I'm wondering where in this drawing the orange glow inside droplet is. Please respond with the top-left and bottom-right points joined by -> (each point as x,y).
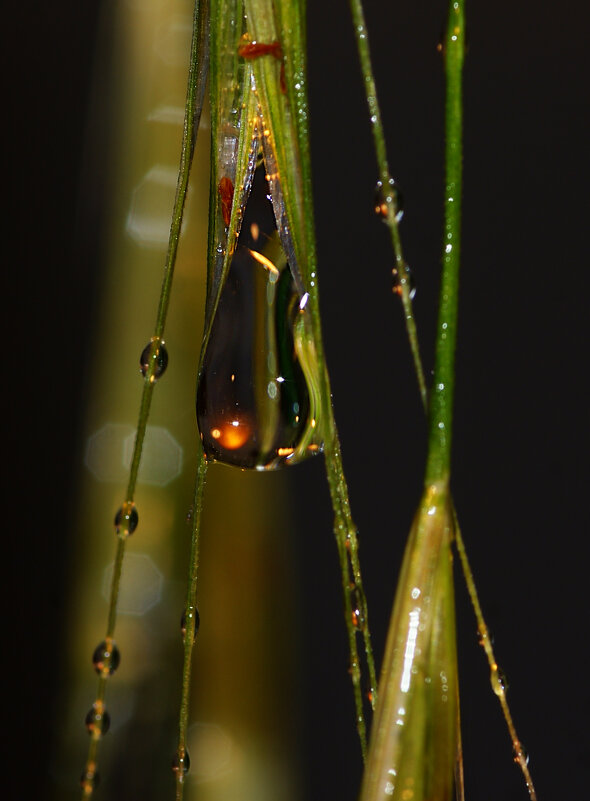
210,419 -> 251,450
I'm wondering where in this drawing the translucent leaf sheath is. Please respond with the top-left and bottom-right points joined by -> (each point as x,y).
359,484 -> 458,801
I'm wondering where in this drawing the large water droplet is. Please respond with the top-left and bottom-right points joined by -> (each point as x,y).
197,166 -> 322,470
92,640 -> 121,677
350,583 -> 366,631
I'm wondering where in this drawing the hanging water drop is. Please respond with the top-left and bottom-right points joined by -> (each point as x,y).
85,702 -> 111,737
114,502 -> 138,536
92,640 -> 121,677
80,766 -> 100,794
140,336 -> 168,381
374,178 -> 404,223
197,165 -> 322,469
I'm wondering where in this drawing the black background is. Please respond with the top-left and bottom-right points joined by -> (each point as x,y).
5,1 -> 589,799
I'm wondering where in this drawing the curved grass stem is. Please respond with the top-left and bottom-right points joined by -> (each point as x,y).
174,451 -> 208,801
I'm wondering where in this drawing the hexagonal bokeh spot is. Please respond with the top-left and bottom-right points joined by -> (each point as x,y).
102,553 -> 163,616
153,14 -> 192,67
85,423 -> 136,483
123,425 -> 183,487
126,164 -> 178,248
186,722 -> 235,783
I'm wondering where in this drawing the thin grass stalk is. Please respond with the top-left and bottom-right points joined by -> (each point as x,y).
79,3 -> 209,797
174,450 -> 208,799
347,0 -> 427,408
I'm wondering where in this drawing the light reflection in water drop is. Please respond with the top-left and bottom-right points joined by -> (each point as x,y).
197,165 -> 322,469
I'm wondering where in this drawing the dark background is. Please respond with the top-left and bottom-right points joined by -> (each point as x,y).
5,1 -> 589,799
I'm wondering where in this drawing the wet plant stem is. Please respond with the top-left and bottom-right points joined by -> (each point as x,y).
425,0 -> 464,487
352,2 -> 537,797
348,0 -> 427,408
79,4 -> 209,798
175,450 -> 208,801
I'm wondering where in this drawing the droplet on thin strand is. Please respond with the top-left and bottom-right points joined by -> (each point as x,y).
374,178 -> 404,223
92,640 -> 121,677
140,337 -> 169,382
85,703 -> 111,738
114,502 -> 138,536
392,265 -> 416,300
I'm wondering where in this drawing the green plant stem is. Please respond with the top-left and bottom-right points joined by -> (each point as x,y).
175,450 -> 208,801
453,516 -> 538,801
425,0 -> 465,486
348,0 -> 427,408
154,0 -> 209,340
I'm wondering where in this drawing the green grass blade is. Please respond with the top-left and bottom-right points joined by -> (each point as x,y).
359,484 -> 458,801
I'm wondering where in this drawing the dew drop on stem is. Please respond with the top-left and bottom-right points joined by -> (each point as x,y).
92,640 -> 121,677
114,502 -> 138,536
85,703 -> 111,738
139,337 -> 169,382
172,748 -> 191,776
374,178 -> 404,223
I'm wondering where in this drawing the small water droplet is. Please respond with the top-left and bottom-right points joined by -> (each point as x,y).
350,583 -> 366,631
374,179 -> 404,222
80,766 -> 100,793
114,502 -> 138,536
140,337 -> 169,382
85,703 -> 111,737
180,607 -> 200,642
92,640 -> 121,677
513,742 -> 530,766
490,663 -> 508,696
392,265 -> 416,300
197,165 -> 322,469
172,748 -> 191,776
